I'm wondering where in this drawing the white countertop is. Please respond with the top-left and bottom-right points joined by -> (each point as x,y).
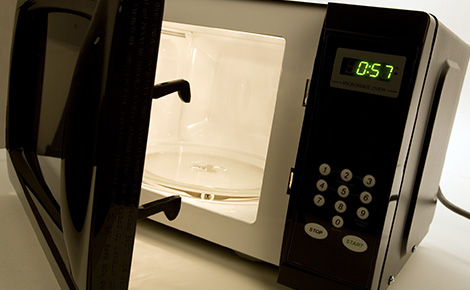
1,148 -> 469,290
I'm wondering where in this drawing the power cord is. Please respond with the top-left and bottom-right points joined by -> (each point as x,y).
437,186 -> 470,220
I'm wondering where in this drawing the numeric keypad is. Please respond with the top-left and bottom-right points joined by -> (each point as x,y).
313,163 -> 376,229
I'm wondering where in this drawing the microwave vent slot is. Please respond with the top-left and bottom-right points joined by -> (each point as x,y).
162,29 -> 187,39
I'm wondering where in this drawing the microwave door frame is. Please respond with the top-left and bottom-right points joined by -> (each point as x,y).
6,0 -> 168,289
7,2 -> 94,288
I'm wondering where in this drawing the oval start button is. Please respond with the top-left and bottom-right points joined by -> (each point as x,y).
304,223 -> 328,240
342,235 -> 368,253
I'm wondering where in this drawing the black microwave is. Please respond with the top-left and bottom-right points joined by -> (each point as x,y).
4,0 -> 469,289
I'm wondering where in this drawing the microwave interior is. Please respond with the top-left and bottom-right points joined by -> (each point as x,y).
143,21 -> 285,223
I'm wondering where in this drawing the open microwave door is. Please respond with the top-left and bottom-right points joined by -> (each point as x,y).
5,0 -> 182,289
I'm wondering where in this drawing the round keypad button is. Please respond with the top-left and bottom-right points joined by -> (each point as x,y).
319,163 -> 331,176
363,175 -> 376,188
335,200 -> 347,213
357,207 -> 369,220
337,185 -> 350,198
313,194 -> 325,207
316,179 -> 328,192
341,169 -> 353,182
332,216 -> 344,228
360,191 -> 372,204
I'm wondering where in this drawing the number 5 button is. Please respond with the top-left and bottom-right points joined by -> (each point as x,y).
337,185 -> 350,198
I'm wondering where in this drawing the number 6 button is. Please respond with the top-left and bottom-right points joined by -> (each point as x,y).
360,191 -> 372,204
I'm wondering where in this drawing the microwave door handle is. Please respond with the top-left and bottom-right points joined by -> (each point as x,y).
137,79 -> 190,221
137,79 -> 191,221
138,195 -> 182,221
404,59 -> 465,252
153,79 -> 191,103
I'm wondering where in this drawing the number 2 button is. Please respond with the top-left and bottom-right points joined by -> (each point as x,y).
341,169 -> 353,182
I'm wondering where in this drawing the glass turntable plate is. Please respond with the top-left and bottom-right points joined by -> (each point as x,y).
143,143 -> 265,199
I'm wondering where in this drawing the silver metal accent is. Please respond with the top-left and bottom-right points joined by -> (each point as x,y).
162,29 -> 187,38
288,169 -> 294,192
388,276 -> 395,285
303,79 -> 311,107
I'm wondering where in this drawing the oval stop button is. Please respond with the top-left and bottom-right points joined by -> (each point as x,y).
342,235 -> 368,253
304,223 -> 328,240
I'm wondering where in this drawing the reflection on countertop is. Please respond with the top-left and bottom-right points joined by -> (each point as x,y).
1,148 -> 469,289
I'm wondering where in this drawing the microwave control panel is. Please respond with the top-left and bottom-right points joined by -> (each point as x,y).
278,9 -> 427,288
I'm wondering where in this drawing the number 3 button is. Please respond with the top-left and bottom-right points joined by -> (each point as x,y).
363,175 -> 376,187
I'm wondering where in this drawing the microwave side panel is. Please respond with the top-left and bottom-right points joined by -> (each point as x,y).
140,0 -> 327,265
378,20 -> 470,290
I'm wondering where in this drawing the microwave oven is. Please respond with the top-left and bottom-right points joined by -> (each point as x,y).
3,0 -> 469,289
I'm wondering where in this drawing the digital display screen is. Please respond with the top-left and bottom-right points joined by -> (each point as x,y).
340,58 -> 396,82
330,48 -> 407,98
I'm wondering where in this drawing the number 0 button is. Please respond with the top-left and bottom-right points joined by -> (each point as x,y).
332,216 -> 344,228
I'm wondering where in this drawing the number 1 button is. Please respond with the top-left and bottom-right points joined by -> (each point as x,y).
319,163 -> 331,176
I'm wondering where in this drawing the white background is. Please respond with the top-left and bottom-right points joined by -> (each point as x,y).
0,1 -> 469,289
